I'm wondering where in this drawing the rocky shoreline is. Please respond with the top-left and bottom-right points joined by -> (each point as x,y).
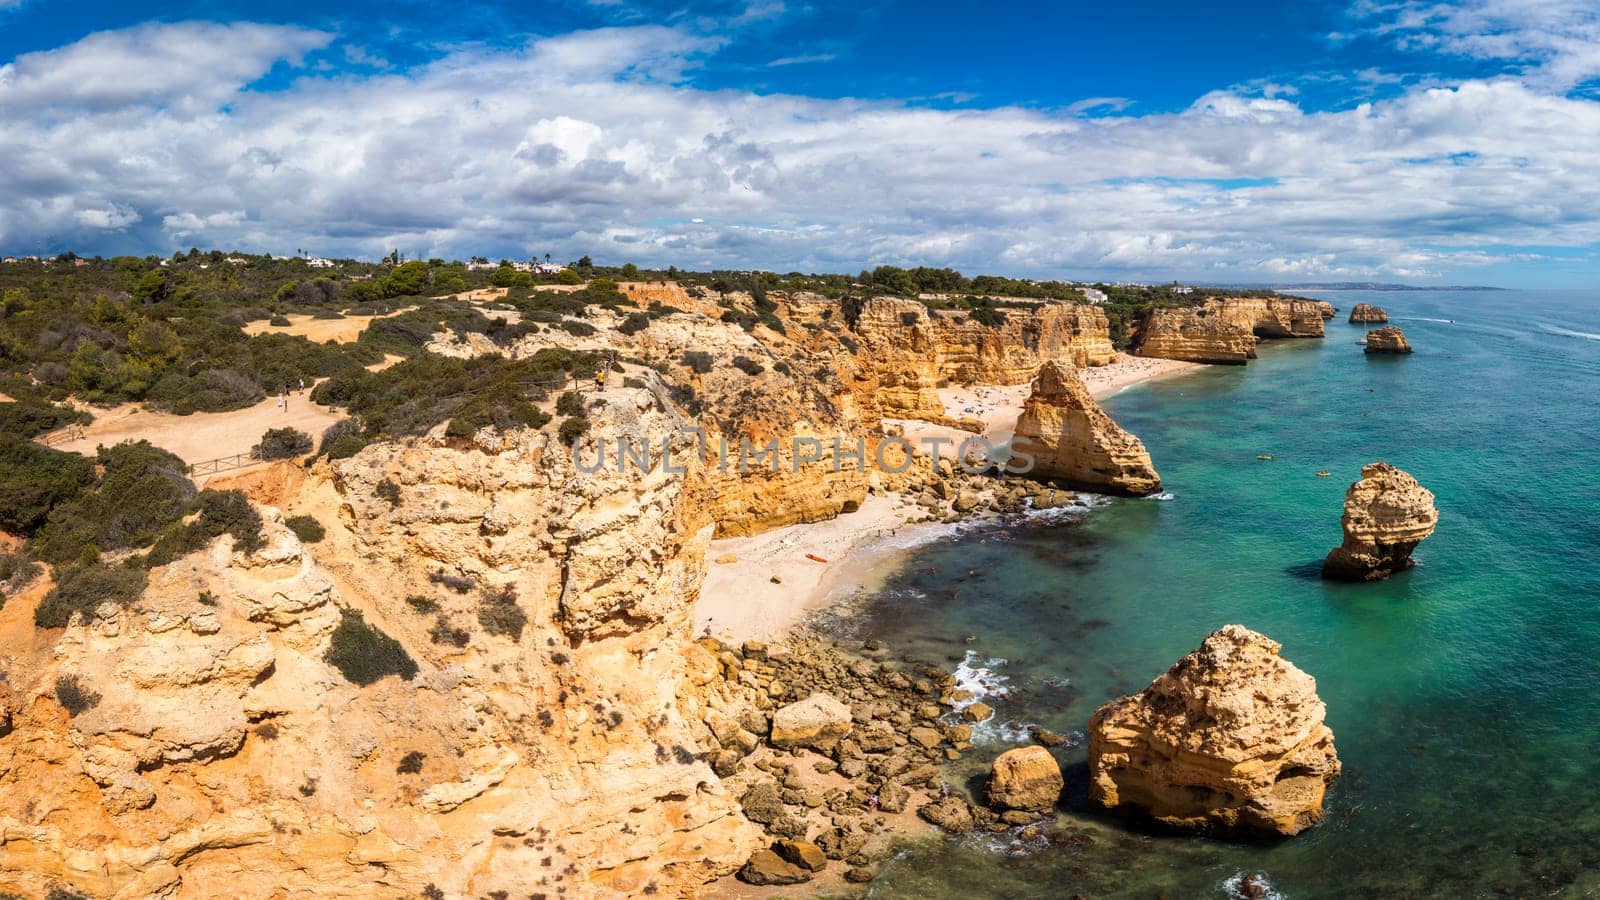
698,631 -> 1082,891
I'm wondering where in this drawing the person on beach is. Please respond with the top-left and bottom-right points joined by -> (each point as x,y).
594,369 -> 605,391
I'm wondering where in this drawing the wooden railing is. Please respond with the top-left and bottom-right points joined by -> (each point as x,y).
189,453 -> 255,477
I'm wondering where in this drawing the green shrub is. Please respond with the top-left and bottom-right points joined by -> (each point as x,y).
268,315 -> 291,327
375,478 -> 401,506
429,615 -> 470,647
555,391 -> 585,416
53,675 -> 101,716
681,351 -> 713,374
285,514 -> 326,543
428,570 -> 474,593
253,427 -> 312,461
477,584 -> 527,640
0,400 -> 89,439
558,416 -> 589,445
324,607 -> 418,685
0,437 -> 94,534
35,563 -> 149,628
559,320 -> 596,337
397,750 -> 427,774
617,312 -> 650,335
404,594 -> 439,614
732,356 -> 764,376
556,269 -> 583,285
35,441 -> 194,565
144,490 -> 265,567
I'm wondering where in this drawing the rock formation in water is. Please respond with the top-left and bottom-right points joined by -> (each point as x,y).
1315,301 -> 1337,320
1322,462 -> 1438,580
1364,327 -> 1413,354
1087,625 -> 1341,838
986,745 -> 1063,811
1010,360 -> 1161,495
1348,303 -> 1388,323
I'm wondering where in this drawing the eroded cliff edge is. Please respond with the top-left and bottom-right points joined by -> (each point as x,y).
0,384 -> 764,899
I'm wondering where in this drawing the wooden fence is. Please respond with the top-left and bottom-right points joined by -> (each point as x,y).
189,453 -> 256,477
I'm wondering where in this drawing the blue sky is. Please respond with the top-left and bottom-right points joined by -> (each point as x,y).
5,0 -> 1600,285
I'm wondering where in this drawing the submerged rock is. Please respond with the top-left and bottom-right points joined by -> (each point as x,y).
1086,625 -> 1340,838
1364,327 -> 1413,354
1011,360 -> 1161,496
985,746 -> 1063,811
1348,303 -> 1388,323
1322,462 -> 1438,581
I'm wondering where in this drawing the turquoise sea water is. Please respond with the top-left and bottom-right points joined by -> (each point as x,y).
839,291 -> 1600,898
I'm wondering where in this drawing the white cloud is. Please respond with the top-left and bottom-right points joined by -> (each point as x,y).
5,20 -> 1600,281
1353,0 -> 1600,91
0,21 -> 330,115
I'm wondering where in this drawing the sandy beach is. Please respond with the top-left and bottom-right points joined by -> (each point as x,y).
695,354 -> 1201,644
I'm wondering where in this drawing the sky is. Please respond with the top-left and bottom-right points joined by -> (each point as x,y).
4,1 -> 1600,286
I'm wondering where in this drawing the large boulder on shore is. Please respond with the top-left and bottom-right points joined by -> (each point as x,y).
1010,360 -> 1161,496
1322,462 -> 1437,581
737,849 -> 812,885
1087,625 -> 1340,838
769,693 -> 853,751
986,746 -> 1064,811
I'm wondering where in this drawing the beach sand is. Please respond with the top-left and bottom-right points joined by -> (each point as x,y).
695,354 -> 1201,643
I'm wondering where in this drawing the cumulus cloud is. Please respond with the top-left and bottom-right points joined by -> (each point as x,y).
0,21 -> 331,115
1353,0 -> 1600,91
4,20 -> 1600,281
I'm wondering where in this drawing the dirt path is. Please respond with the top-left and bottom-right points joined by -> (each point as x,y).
243,308 -> 413,344
48,393 -> 344,480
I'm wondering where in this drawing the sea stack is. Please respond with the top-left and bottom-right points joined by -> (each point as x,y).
1010,360 -> 1161,495
1322,462 -> 1437,580
1364,327 -> 1412,354
1348,303 -> 1388,324
1087,625 -> 1341,838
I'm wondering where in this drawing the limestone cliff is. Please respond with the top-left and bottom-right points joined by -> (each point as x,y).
1210,297 -> 1326,338
1087,625 -> 1340,838
1348,303 -> 1388,324
1364,327 -> 1413,354
0,383 -> 762,898
1134,306 -> 1257,365
1134,297 -> 1324,364
852,296 -> 1115,420
1322,461 -> 1437,581
1010,360 -> 1160,495
1315,301 -> 1337,320
929,302 -> 1116,383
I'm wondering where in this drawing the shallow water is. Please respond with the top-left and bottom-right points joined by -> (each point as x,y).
839,290 -> 1600,898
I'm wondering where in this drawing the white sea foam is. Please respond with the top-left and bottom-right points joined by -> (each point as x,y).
1141,491 -> 1176,501
1397,316 -> 1455,324
1221,872 -> 1286,900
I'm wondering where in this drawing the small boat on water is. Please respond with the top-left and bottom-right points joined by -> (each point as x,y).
1316,471 -> 1331,477
1257,454 -> 1274,460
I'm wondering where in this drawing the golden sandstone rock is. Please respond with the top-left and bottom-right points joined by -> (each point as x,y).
1134,297 -> 1325,364
1364,326 -> 1413,354
853,296 -> 1116,420
1087,625 -> 1341,838
1011,360 -> 1161,495
0,384 -> 762,899
1348,303 -> 1389,323
986,745 -> 1063,811
1322,462 -> 1438,580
